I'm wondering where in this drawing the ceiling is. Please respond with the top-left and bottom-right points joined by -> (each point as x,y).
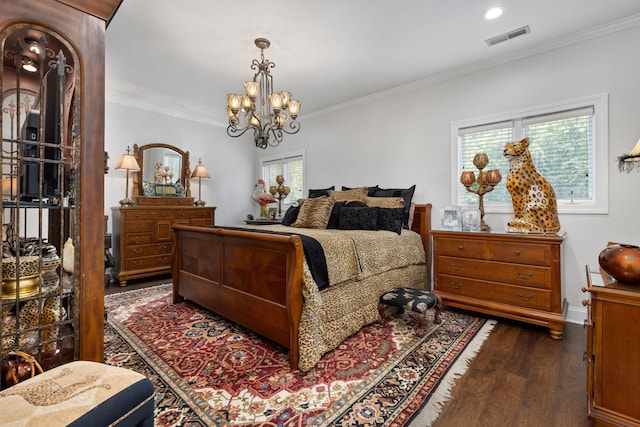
105,0 -> 640,126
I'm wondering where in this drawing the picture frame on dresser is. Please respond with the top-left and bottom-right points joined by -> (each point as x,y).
440,205 -> 462,231
461,209 -> 480,232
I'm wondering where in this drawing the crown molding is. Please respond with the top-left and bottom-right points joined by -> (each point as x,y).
304,13 -> 640,120
107,13 -> 640,124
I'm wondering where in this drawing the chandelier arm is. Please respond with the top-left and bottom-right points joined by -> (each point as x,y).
280,120 -> 301,135
226,123 -> 252,138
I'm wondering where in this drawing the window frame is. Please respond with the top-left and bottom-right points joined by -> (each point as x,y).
450,93 -> 608,214
258,149 -> 306,208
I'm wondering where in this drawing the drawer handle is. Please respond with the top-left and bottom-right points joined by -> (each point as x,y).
457,245 -> 464,250
450,282 -> 463,289
517,271 -> 533,279
582,299 -> 591,307
450,263 -> 463,270
514,250 -> 521,256
517,293 -> 533,301
132,248 -> 143,254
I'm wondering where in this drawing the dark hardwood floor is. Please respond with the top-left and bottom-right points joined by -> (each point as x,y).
105,281 -> 591,426
433,313 -> 592,427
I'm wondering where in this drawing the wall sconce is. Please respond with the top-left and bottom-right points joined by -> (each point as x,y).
618,138 -> 640,172
460,153 -> 502,231
115,146 -> 141,207
190,159 -> 210,207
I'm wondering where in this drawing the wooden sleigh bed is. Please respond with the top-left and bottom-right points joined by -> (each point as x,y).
172,203 -> 432,371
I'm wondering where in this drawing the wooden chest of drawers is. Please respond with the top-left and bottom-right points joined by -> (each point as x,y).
432,230 -> 566,339
112,205 -> 215,286
583,268 -> 640,426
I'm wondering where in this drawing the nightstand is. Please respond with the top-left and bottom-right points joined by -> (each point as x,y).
431,229 -> 566,339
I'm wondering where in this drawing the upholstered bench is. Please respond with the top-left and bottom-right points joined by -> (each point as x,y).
379,287 -> 442,336
0,360 -> 154,426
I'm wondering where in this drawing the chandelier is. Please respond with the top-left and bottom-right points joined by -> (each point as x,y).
226,38 -> 301,149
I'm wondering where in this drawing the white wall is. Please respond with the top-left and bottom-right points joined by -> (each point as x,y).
105,24 -> 640,325
267,24 -> 640,324
104,103 -> 255,227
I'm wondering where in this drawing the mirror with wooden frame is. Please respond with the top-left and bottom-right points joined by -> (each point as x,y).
132,143 -> 191,198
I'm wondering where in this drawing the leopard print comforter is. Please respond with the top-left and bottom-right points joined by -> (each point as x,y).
242,225 -> 428,371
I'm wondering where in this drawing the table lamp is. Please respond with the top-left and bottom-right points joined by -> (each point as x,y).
191,159 -> 210,207
115,146 -> 140,207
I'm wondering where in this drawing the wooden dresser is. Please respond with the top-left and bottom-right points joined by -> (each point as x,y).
583,267 -> 640,426
112,199 -> 215,286
432,230 -> 566,338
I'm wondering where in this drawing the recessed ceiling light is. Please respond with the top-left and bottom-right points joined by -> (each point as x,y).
484,7 -> 504,20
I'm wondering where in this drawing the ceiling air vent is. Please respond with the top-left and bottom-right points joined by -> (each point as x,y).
485,25 -> 531,47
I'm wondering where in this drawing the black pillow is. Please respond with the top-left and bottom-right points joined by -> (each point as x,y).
377,208 -> 405,234
338,207 -> 379,231
342,185 -> 379,197
327,201 -> 346,229
373,185 -> 416,228
281,205 -> 300,226
308,186 -> 335,198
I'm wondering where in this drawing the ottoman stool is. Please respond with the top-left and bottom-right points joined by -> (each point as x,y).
0,360 -> 154,426
379,287 -> 442,336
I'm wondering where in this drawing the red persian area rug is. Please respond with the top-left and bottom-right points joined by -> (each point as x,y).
104,285 -> 495,427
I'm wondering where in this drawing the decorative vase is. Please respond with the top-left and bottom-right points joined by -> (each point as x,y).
598,244 -> 640,284
260,204 -> 269,219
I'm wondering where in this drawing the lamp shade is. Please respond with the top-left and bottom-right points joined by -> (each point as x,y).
115,154 -> 140,171
191,160 -> 210,179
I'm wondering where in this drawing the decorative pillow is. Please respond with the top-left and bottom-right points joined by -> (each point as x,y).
365,196 -> 404,209
328,187 -> 368,203
281,205 -> 300,226
338,207 -> 379,231
377,207 -> 405,234
372,185 -> 416,228
308,186 -> 334,198
342,185 -> 380,197
326,201 -> 346,229
291,197 -> 335,229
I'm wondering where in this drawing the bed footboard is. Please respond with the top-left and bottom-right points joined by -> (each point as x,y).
171,225 -> 304,369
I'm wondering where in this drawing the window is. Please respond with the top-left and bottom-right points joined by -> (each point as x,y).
451,94 -> 608,214
260,150 -> 305,205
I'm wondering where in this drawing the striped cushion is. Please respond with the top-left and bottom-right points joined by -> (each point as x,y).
291,196 -> 335,229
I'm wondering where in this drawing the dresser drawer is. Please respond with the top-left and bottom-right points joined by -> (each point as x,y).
125,233 -> 153,245
438,255 -> 551,289
123,210 -> 172,221
125,221 -> 154,234
126,254 -> 172,270
436,237 -> 552,266
173,210 -> 213,220
439,274 -> 551,311
126,243 -> 172,258
190,218 -> 213,227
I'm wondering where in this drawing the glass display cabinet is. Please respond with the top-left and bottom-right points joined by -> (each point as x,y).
1,1 -> 121,368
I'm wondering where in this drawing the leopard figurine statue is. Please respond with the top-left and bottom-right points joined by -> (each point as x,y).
503,137 -> 560,233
